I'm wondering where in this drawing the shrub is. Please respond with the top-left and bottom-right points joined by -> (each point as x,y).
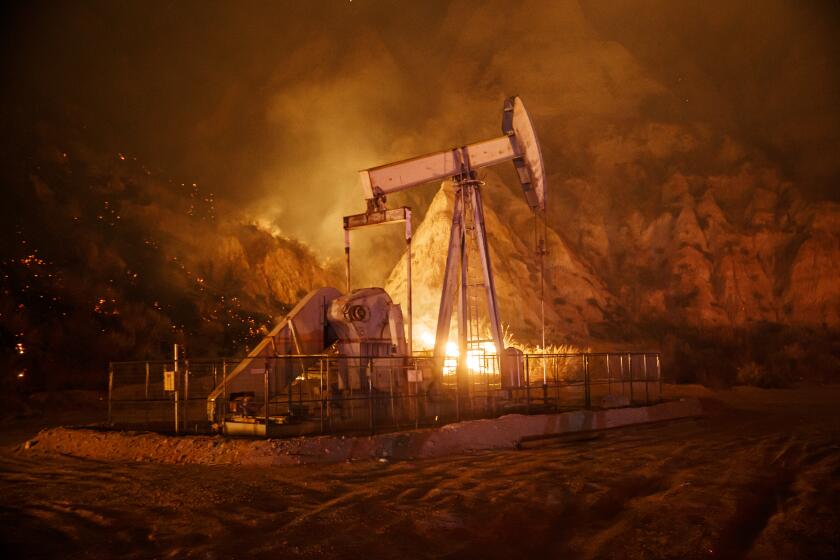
736,361 -> 791,388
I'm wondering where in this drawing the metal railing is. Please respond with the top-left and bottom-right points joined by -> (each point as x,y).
107,351 -> 662,437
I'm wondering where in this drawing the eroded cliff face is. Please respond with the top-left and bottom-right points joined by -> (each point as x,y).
384,180 -> 614,344
609,168 -> 839,332
384,167 -> 839,347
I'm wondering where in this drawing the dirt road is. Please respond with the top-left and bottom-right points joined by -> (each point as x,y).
1,386 -> 838,559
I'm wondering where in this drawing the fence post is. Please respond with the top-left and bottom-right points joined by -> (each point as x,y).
299,359 -> 304,407
656,354 -> 662,402
486,354 -> 492,415
107,363 -> 113,426
454,359 -> 461,422
144,361 -> 150,400
525,354 -> 531,414
264,362 -> 270,432
643,354 -> 649,405
619,354 -> 625,395
606,354 -> 611,394
173,344 -> 179,435
628,353 -> 634,404
326,359 -> 333,431
584,354 -> 591,409
414,362 -> 420,429
368,362 -> 375,436
183,360 -> 190,432
287,357 -> 292,414
173,391 -> 179,435
389,367 -> 397,430
319,358 -> 325,434
541,357 -> 548,406
221,359 -> 227,427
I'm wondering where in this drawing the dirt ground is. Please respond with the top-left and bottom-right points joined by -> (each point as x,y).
0,385 -> 838,559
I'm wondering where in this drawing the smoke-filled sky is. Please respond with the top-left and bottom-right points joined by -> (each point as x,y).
2,0 -> 839,274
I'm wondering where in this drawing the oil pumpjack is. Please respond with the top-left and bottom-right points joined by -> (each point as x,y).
206,96 -> 547,430
350,95 -> 547,381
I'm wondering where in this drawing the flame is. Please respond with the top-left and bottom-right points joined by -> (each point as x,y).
416,327 -> 499,375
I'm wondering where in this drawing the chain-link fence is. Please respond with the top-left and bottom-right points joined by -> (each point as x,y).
107,352 -> 661,437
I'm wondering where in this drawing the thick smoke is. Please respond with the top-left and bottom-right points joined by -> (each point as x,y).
3,1 -> 837,272
0,133 -> 338,389
1,1 -> 838,386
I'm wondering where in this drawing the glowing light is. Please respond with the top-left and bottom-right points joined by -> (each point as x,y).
467,349 -> 481,372
20,254 -> 46,266
467,344 -> 497,374
17,372 -> 25,379
442,341 -> 458,375
419,329 -> 435,350
416,328 -> 501,376
15,343 -> 25,355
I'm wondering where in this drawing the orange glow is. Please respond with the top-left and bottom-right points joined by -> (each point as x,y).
416,327 -> 498,375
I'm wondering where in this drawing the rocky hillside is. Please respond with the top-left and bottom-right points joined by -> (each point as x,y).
0,142 -> 338,388
385,178 -> 615,345
560,166 -> 840,333
385,167 -> 839,381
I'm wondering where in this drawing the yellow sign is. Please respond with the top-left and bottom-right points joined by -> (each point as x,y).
163,370 -> 175,392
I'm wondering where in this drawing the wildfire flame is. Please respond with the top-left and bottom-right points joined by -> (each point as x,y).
415,327 -> 497,375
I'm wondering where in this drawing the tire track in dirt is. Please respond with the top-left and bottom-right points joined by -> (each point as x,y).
1,386 -> 839,559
